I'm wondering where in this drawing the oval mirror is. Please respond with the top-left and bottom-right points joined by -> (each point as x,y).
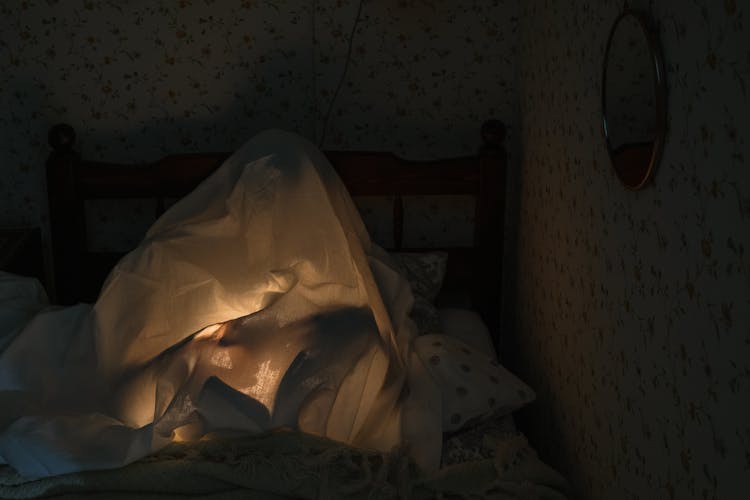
602,10 -> 666,190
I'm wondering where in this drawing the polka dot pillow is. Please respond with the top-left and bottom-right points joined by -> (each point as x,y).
390,251 -> 448,302
413,334 -> 535,432
390,252 -> 448,335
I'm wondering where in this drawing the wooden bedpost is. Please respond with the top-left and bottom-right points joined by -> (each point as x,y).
476,119 -> 507,355
47,123 -> 85,305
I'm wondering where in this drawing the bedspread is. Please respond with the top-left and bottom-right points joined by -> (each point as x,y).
0,428 -> 568,499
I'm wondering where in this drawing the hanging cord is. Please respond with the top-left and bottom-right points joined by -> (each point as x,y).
312,0 -> 318,142
317,0 -> 365,148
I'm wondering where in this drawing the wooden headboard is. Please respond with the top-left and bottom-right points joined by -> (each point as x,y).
46,120 -> 507,348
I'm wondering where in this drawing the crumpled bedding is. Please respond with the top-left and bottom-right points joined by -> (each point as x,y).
0,427 -> 569,499
0,130 -> 441,479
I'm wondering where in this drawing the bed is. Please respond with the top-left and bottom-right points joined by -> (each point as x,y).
0,121 -> 568,499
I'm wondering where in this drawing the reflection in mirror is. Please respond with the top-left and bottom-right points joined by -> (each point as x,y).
602,11 -> 666,190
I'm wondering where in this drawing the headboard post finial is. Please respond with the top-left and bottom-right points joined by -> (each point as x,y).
480,119 -> 506,153
48,123 -> 76,152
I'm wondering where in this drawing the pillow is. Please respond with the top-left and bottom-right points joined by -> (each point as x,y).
390,252 -> 448,335
390,251 -> 448,302
410,296 -> 443,335
413,334 -> 535,433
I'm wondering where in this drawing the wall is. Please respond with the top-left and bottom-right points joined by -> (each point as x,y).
1,0 -> 313,250
313,0 -> 519,158
514,0 -> 749,499
0,0 -> 520,253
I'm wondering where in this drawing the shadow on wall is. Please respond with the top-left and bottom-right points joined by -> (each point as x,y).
26,42 -> 313,287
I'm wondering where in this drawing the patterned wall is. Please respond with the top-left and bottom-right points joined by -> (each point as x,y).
1,0 -> 313,249
313,0 -> 519,158
513,1 -> 750,499
0,0 -> 519,252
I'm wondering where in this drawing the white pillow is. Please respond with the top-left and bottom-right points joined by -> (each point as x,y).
413,334 -> 535,432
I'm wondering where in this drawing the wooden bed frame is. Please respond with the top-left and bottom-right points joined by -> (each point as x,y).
46,120 -> 507,350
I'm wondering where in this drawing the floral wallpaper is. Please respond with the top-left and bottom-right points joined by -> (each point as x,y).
315,0 -> 520,249
0,0 -> 314,251
512,1 -> 750,499
312,0 -> 519,158
0,0 -> 519,252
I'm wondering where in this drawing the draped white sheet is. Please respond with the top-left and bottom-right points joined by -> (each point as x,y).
0,131 -> 442,479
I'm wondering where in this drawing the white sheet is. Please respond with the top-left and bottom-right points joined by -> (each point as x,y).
0,131 -> 520,481
0,131 -> 445,478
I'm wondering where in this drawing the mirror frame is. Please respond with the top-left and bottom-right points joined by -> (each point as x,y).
602,9 -> 667,190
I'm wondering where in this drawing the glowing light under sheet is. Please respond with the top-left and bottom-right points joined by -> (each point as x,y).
210,350 -> 233,370
241,359 -> 281,411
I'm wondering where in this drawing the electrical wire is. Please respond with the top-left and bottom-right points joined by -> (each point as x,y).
317,0 -> 365,148
312,0 -> 318,142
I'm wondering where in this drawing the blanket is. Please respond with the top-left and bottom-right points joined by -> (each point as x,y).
0,429 -> 568,499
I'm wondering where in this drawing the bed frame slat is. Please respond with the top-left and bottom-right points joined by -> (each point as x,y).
77,154 -> 230,198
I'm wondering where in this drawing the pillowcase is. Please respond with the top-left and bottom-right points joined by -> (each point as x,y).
410,296 -> 443,335
413,334 -> 535,433
390,251 -> 448,302
390,252 -> 448,335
